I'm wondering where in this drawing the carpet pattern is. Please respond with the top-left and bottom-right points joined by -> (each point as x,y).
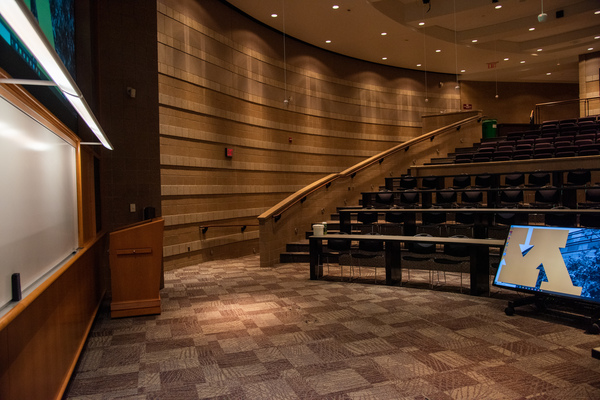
64,255 -> 600,399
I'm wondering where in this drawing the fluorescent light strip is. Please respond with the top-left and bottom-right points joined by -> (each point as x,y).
0,0 -> 113,150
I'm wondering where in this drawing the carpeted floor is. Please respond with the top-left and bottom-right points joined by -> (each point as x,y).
64,255 -> 600,399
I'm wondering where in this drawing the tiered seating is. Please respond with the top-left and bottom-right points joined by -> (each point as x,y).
451,116 -> 600,163
305,168 -> 600,289
362,170 -> 600,235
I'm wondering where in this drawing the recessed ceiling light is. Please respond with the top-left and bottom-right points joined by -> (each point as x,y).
595,10 -> 600,14
595,36 -> 600,40
531,53 -> 538,56
325,40 -> 332,44
472,39 -> 478,43
435,49 -> 441,52
546,72 -> 552,75
271,13 -> 278,18
529,27 -> 535,31
332,5 -> 340,9
418,22 -> 425,26
504,57 -> 509,61
382,57 -> 388,60
520,60 -> 526,64
537,48 -> 543,52
381,32 -> 387,36
589,47 -> 595,51
417,63 -> 422,67
461,69 -> 466,73
495,5 -> 502,9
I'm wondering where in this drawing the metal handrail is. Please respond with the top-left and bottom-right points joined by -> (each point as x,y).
534,97 -> 600,125
258,115 -> 482,222
200,224 -> 258,234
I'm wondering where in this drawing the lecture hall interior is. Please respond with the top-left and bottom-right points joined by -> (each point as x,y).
1,0 -> 600,399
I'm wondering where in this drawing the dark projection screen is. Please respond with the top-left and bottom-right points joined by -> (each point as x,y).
0,95 -> 78,311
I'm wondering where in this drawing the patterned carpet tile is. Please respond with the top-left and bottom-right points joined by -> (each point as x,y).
65,255 -> 600,399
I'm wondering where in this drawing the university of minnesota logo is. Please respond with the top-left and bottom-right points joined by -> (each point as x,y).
497,226 -> 583,296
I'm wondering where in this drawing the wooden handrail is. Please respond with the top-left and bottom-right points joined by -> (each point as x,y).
258,115 -> 482,222
258,174 -> 340,222
339,115 -> 481,178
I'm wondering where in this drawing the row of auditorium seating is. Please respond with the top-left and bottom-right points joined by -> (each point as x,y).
349,208 -> 600,238
371,185 -> 600,210
506,128 -> 599,141
457,143 -> 600,162
451,116 -> 600,163
385,169 -> 596,191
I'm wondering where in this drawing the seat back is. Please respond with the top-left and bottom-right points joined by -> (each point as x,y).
385,211 -> 404,224
461,190 -> 483,205
452,175 -> 471,189
504,173 -> 524,187
535,187 -> 560,206
444,235 -> 469,257
408,233 -> 435,254
375,192 -> 394,208
528,172 -> 551,187
358,212 -> 378,225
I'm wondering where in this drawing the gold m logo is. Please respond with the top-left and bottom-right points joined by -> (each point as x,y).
498,227 -> 582,296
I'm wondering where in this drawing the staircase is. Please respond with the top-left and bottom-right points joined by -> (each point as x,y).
279,212 -> 346,263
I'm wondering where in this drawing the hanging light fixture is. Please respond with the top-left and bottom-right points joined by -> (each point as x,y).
494,38 -> 499,99
0,0 -> 113,149
538,0 -> 548,22
453,0 -> 460,93
421,4 -> 428,103
281,0 -> 291,106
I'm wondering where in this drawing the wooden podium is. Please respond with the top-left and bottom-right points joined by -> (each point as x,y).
109,217 -> 164,318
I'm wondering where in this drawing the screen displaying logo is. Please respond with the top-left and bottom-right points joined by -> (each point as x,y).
494,225 -> 600,303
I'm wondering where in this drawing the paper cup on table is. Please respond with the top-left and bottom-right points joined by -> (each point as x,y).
312,224 -> 324,236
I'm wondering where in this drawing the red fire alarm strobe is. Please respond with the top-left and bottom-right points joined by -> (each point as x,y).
225,148 -> 233,158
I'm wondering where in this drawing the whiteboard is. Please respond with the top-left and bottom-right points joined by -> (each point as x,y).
0,95 -> 78,310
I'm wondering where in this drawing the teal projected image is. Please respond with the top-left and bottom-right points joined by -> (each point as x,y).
0,0 -> 75,78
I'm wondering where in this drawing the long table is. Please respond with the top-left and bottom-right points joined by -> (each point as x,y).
309,234 -> 505,296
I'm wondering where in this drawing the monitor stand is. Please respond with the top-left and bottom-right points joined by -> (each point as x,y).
504,294 -> 600,335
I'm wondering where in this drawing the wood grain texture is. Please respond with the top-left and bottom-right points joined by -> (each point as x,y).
0,234 -> 107,400
109,218 -> 165,318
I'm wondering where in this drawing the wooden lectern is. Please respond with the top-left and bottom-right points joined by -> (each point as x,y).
109,217 -> 164,318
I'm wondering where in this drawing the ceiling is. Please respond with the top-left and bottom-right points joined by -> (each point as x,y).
224,0 -> 600,84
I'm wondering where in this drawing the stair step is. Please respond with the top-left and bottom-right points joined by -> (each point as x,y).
279,252 -> 311,263
286,241 -> 309,252
428,157 -> 454,164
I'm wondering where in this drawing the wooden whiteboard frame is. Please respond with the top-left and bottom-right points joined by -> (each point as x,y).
0,67 -> 82,315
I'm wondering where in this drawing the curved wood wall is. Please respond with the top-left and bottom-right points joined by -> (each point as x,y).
157,0 -> 460,270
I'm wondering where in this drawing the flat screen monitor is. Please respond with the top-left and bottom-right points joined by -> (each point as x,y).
493,225 -> 600,304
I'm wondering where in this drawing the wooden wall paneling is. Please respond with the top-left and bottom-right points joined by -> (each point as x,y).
0,327 -> 8,400
109,218 -> 164,318
0,235 -> 107,400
